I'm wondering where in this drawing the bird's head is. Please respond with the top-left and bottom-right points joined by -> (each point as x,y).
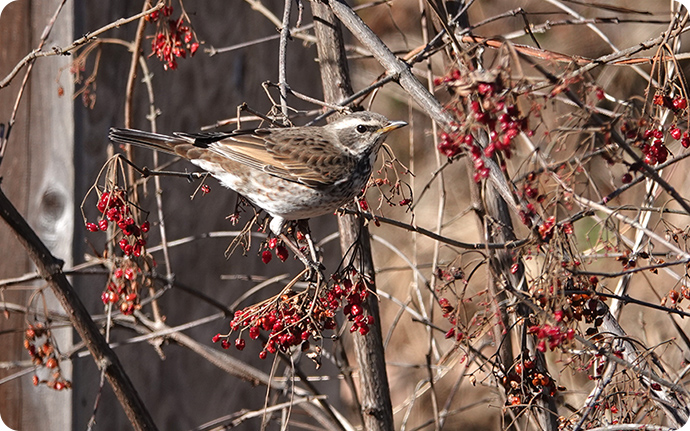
327,111 -> 407,157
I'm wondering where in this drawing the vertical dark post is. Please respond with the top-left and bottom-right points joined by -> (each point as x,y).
311,1 -> 395,430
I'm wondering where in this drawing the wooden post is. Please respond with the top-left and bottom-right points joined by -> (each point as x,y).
0,0 -> 74,429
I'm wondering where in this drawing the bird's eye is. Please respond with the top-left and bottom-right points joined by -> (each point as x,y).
356,125 -> 367,133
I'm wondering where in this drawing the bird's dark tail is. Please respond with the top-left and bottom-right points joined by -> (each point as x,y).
108,128 -> 186,155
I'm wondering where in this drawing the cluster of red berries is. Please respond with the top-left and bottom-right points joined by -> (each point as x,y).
101,261 -> 143,315
86,189 -> 150,258
639,127 -> 670,165
618,107 -> 690,182
652,93 -> 688,113
339,277 -> 374,335
527,323 -> 575,352
214,273 -> 374,358
24,324 -> 71,391
435,69 -> 532,182
85,188 -> 151,314
516,171 -> 544,229
216,289 -> 333,358
661,285 -> 690,307
503,354 -> 559,406
563,291 -> 605,336
260,237 -> 289,264
439,297 -> 465,342
537,216 -> 556,242
147,5 -> 199,70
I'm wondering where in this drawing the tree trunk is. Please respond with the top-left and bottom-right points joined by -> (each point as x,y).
311,1 -> 395,430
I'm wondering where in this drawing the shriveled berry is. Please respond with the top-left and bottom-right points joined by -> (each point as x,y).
276,245 -> 289,262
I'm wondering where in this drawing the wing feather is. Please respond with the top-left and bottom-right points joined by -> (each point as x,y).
197,128 -> 354,186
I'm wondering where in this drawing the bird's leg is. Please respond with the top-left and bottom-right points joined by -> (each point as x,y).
270,217 -> 323,280
296,220 -> 319,264
277,232 -> 324,280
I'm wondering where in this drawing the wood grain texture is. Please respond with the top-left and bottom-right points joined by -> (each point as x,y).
0,3 -> 32,430
0,0 -> 74,429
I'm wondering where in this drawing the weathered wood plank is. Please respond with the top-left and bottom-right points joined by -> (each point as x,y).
0,0 -> 74,430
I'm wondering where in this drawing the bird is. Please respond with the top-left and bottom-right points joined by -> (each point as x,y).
109,111 -> 406,267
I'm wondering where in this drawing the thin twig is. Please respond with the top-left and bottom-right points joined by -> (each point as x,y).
278,0 -> 292,118
0,1 -> 165,89
0,0 -> 68,165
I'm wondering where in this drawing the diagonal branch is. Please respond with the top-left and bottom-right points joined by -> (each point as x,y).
0,187 -> 158,431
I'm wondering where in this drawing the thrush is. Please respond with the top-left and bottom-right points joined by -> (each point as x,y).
109,111 -> 406,265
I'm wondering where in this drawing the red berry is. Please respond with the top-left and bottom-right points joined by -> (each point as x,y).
141,221 -> 150,233
98,219 -> 108,231
86,222 -> 99,232
621,173 -> 632,184
276,245 -> 289,262
268,238 -> 278,249
261,250 -> 272,264
259,350 -> 267,359
235,338 -> 246,350
673,97 -> 687,110
671,127 -> 682,140
211,334 -> 221,343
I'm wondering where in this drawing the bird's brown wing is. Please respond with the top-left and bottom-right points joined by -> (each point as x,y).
206,129 -> 355,187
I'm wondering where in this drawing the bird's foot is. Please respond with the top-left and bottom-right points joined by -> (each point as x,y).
278,232 -> 324,282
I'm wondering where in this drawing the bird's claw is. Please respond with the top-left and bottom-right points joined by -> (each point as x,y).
299,258 -> 324,282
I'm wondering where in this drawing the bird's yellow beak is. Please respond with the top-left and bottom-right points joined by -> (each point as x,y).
378,120 -> 407,134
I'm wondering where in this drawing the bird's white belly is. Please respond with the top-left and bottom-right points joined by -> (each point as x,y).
192,160 -> 364,221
